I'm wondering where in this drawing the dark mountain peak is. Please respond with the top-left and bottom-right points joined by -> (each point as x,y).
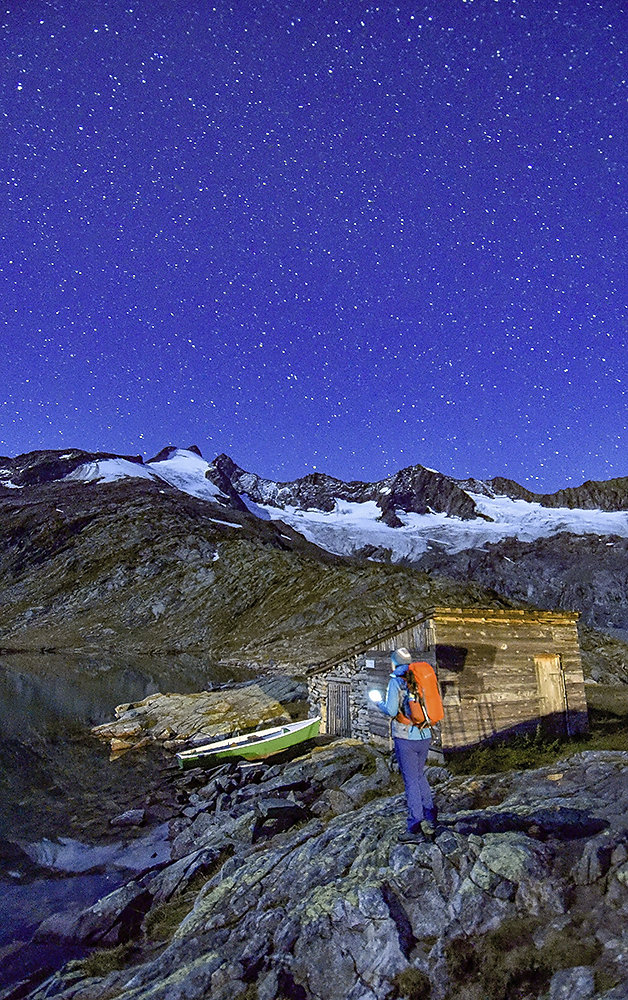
204,455 -> 250,513
210,453 -> 245,479
536,477 -> 628,512
147,446 -> 178,463
0,449 -> 143,488
148,445 -> 203,464
382,462 -> 481,521
484,474 -> 628,512
487,477 -> 536,501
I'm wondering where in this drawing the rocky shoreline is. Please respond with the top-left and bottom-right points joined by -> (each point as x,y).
90,676 -> 308,759
5,725 -> 628,1000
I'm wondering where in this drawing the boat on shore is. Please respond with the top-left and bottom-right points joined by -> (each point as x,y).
175,716 -> 321,769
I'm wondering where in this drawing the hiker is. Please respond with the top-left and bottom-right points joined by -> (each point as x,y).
371,647 -> 439,843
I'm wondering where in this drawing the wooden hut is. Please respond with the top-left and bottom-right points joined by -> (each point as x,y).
307,607 -> 588,753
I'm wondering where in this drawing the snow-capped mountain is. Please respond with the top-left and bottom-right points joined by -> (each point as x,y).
0,445 -> 233,505
1,444 -> 628,661
204,453 -> 628,561
2,446 -> 627,562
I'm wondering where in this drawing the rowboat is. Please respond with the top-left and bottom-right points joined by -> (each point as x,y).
175,716 -> 321,769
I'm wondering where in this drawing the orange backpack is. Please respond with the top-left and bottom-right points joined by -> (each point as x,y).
396,661 -> 444,728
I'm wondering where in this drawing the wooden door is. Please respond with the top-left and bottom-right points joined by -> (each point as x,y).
327,681 -> 351,737
534,655 -> 567,733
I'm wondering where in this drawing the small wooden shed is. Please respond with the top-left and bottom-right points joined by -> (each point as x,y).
307,607 -> 588,752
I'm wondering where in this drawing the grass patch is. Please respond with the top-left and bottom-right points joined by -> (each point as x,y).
71,943 -> 133,978
585,682 -> 628,715
144,849 -> 233,942
444,917 -> 602,999
585,683 -> 628,751
446,728 -> 566,775
233,986 -> 259,1000
388,967 -> 431,999
360,753 -> 378,776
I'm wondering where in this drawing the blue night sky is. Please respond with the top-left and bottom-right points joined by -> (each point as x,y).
2,1 -> 626,490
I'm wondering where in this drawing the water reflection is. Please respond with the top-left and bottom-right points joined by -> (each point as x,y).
0,652 -> 250,842
0,651 -> 247,736
0,653 -> 250,989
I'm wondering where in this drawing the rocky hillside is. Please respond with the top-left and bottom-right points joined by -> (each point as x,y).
415,533 -> 628,635
0,473 -> 506,664
13,740 -> 628,1000
1,446 -> 627,669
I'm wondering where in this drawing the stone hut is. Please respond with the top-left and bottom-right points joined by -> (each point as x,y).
307,607 -> 588,753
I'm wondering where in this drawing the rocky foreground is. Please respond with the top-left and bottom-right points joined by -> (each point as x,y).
11,739 -> 628,1000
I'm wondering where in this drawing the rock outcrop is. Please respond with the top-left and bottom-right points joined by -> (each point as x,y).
16,745 -> 628,1000
207,454 -> 482,523
92,677 -> 308,757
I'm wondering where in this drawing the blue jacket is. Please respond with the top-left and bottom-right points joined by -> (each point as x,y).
374,665 -> 432,741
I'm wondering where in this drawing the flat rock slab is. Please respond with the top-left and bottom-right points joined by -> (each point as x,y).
92,676 -> 306,755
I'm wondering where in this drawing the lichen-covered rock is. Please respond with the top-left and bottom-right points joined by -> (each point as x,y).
21,748 -> 628,1000
548,965 -> 595,1000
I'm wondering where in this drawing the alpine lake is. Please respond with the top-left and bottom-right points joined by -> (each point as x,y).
0,651 -> 251,991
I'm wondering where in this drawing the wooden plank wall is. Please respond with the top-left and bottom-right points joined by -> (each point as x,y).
366,622 -> 434,655
433,610 -> 588,749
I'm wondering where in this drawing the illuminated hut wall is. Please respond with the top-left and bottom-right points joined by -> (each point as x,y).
308,607 -> 588,751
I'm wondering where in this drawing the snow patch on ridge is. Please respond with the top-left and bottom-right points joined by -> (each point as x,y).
147,449 -> 223,501
244,492 -> 628,561
63,459 -> 155,484
65,449 -> 226,503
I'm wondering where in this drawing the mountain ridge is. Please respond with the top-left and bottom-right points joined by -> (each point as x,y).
1,445 -> 627,670
4,444 -> 627,515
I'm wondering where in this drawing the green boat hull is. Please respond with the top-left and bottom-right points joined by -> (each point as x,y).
176,717 -> 321,770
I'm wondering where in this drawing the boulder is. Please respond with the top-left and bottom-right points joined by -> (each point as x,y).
92,678 -> 307,753
33,882 -> 151,946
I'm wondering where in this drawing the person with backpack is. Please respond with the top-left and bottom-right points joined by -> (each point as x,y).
371,647 -> 443,843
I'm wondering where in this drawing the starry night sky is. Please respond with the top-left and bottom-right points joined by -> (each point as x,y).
2,1 -> 626,490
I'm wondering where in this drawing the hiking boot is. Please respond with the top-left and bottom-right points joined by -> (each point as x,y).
398,827 -> 427,844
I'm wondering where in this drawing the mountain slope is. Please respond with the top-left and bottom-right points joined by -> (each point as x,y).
0,474 -> 507,664
1,446 -> 627,663
415,532 -> 628,635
